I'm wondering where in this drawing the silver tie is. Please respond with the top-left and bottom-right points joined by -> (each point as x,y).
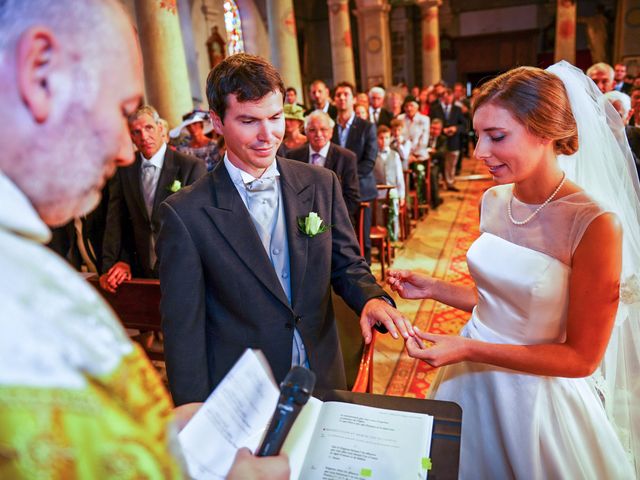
141,161 -> 156,217
246,176 -> 278,237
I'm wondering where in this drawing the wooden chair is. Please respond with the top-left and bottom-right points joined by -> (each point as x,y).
404,169 -> 419,228
358,201 -> 389,279
88,277 -> 163,361
415,159 -> 432,217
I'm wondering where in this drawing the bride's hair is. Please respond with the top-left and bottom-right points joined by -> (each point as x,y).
472,67 -> 579,156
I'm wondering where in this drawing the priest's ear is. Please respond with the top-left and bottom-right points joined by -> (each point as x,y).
16,27 -> 63,123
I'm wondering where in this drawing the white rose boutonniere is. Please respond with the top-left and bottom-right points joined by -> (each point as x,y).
297,211 -> 330,237
168,180 -> 182,193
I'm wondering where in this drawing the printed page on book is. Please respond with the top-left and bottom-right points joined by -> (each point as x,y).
294,401 -> 433,480
178,349 -> 279,479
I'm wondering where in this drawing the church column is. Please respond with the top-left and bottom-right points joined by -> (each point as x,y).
266,0 -> 303,96
613,0 -> 640,66
554,0 -> 576,63
418,0 -> 442,87
354,0 -> 393,89
327,0 -> 357,86
134,0 -> 193,126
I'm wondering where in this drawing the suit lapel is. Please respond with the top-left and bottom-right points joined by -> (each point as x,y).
278,158 -> 315,308
203,163 -> 292,309
324,144 -> 337,171
124,154 -> 149,220
346,117 -> 362,151
152,148 -> 178,218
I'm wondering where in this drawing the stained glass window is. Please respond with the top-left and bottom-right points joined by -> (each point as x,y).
223,0 -> 245,55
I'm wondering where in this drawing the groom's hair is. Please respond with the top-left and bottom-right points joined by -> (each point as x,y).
472,66 -> 579,156
206,53 -> 285,123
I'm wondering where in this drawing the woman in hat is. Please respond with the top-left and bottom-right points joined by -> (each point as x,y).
281,103 -> 307,155
170,110 -> 221,171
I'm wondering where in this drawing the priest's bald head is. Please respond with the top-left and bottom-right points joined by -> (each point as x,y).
0,0 -> 144,226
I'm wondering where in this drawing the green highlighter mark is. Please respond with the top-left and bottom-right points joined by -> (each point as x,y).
422,457 -> 432,470
360,467 -> 373,477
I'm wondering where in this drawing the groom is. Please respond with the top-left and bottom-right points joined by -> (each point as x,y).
157,54 -> 412,406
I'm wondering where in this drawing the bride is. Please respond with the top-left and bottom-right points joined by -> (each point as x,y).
388,62 -> 638,479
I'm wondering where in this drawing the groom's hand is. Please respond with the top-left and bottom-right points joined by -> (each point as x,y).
359,298 -> 414,344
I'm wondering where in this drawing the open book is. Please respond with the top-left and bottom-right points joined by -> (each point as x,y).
178,349 -> 434,479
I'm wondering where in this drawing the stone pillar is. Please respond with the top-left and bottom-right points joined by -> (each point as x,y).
354,0 -> 393,89
327,0 -> 357,86
554,0 -> 576,63
266,0 -> 303,96
613,0 -> 640,68
418,0 -> 442,87
134,0 -> 193,126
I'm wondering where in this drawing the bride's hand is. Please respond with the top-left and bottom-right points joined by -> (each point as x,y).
387,270 -> 436,299
405,327 -> 471,367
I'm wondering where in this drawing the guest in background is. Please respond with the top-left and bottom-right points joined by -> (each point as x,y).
429,88 -> 466,191
100,105 -> 206,291
285,86 -> 305,109
629,85 -> 640,127
587,62 -> 614,94
390,119 -> 413,170
426,119 -> 446,209
170,109 -> 221,172
281,103 -> 307,154
386,91 -> 404,118
374,126 -> 405,240
355,103 -> 369,121
306,79 -> 337,120
332,81 -> 379,264
288,111 -> 360,224
397,96 -> 430,163
369,86 -> 393,127
613,63 -> 632,94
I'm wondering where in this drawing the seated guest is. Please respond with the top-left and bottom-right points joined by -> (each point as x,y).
374,126 -> 405,239
100,105 -> 206,292
170,109 -> 221,172
287,111 -> 360,224
630,86 -> 640,127
281,104 -> 307,153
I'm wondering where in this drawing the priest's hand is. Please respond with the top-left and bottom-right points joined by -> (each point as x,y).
226,448 -> 290,480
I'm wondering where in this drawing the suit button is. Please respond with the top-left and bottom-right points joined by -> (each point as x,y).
295,316 -> 302,324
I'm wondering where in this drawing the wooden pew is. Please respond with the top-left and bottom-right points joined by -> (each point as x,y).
88,277 -> 375,393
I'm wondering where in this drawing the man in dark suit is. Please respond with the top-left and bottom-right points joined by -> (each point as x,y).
157,54 -> 412,406
287,111 -> 360,223
47,185 -> 110,273
305,79 -> 338,120
331,82 -> 378,264
429,88 -> 466,191
368,86 -> 393,127
100,105 -> 206,292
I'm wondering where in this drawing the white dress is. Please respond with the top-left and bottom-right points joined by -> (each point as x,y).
429,184 -> 635,479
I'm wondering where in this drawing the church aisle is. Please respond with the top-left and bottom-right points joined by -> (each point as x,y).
372,156 -> 495,396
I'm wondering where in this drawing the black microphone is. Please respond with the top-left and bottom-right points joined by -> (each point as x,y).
256,366 -> 316,456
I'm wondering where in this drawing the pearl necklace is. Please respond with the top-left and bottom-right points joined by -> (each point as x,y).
507,174 -> 567,226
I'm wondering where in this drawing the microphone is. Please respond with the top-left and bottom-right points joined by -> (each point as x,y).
256,366 -> 316,456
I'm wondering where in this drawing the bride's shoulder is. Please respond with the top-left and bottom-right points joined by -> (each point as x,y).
481,184 -> 512,206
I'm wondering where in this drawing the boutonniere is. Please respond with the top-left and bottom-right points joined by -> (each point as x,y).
168,179 -> 182,193
297,212 -> 330,237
